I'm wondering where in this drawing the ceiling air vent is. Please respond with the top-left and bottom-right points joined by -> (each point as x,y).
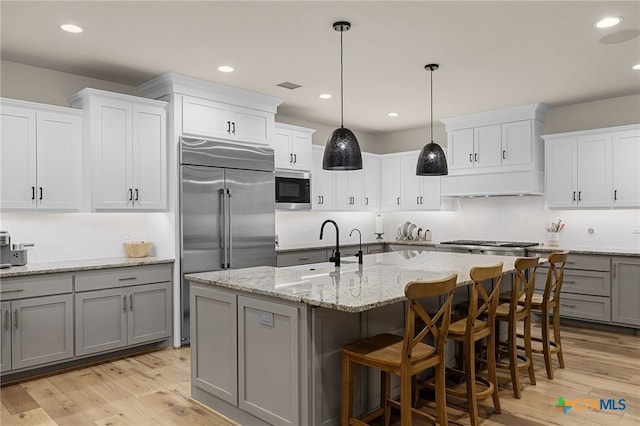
277,81 -> 302,90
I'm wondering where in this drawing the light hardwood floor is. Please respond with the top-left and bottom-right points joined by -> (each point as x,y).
1,321 -> 638,425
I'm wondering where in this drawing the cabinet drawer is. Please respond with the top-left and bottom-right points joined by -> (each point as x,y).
555,293 -> 611,322
367,245 -> 385,254
535,268 -> 611,296
564,254 -> 610,272
276,250 -> 327,267
0,273 -> 73,301
75,264 -> 172,292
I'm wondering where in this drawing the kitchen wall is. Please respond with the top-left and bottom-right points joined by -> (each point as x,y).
0,212 -> 174,263
278,197 -> 640,250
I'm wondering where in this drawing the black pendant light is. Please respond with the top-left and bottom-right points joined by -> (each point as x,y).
323,21 -> 362,171
416,64 -> 448,176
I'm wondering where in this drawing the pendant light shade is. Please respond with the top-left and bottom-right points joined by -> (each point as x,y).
323,21 -> 363,171
416,64 -> 448,176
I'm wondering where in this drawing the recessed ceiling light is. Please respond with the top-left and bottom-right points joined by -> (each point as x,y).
633,63 -> 640,70
595,16 -> 622,29
387,112 -> 399,117
217,65 -> 234,73
60,24 -> 83,33
319,94 -> 332,99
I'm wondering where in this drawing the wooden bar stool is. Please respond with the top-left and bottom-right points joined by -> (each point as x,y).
519,251 -> 568,379
494,256 -> 539,398
341,273 -> 457,426
443,263 -> 503,426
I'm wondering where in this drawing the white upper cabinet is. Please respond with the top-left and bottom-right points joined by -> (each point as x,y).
311,145 -> 335,210
441,104 -> 548,196
335,169 -> 364,210
182,96 -> 274,146
612,129 -> 640,207
400,152 -> 441,210
1,99 -> 82,211
544,124 -> 638,209
69,88 -> 167,211
138,72 -> 282,147
362,153 -> 380,210
380,155 -> 402,211
273,123 -> 313,171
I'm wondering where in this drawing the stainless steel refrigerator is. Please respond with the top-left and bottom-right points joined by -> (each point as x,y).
180,137 -> 275,344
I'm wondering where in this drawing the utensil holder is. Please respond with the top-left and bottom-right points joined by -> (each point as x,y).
547,232 -> 560,247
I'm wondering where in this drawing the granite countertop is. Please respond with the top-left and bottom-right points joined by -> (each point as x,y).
0,257 -> 175,278
186,251 -> 518,313
528,244 -> 640,257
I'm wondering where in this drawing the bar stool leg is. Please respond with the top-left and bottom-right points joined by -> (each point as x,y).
435,358 -> 448,426
553,306 -> 565,369
382,371 -> 391,426
487,332 -> 501,413
464,338 -> 480,426
524,314 -> 536,385
341,355 -> 352,426
541,308 -> 553,379
508,318 -> 521,399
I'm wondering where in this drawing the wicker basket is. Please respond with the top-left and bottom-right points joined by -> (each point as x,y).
123,241 -> 154,258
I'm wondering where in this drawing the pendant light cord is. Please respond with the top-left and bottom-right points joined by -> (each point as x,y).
340,28 -> 344,128
430,67 -> 433,143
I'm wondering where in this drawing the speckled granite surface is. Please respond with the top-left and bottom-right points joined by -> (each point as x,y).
528,244 -> 640,257
0,257 -> 174,278
186,251 -> 517,313
276,240 -> 435,253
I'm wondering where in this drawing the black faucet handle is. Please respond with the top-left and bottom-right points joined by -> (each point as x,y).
356,250 -> 363,264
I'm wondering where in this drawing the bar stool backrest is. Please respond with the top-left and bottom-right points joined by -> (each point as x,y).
512,257 -> 540,313
468,263 -> 504,330
544,252 -> 569,307
403,274 -> 457,363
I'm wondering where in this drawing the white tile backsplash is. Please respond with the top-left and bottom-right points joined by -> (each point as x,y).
0,212 -> 175,262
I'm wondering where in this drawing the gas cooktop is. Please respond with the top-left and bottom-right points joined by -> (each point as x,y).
439,240 -> 539,248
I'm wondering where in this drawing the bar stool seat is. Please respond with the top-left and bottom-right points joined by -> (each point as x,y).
341,273 -> 457,426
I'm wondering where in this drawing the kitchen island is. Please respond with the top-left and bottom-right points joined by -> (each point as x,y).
186,251 -> 522,426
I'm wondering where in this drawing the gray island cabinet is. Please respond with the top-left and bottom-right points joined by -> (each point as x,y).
187,251 -> 519,426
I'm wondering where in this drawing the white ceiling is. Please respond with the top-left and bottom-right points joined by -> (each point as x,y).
1,1 -> 639,133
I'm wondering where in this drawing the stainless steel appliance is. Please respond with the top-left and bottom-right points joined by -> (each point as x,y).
275,170 -> 311,210
436,240 -> 539,256
180,138 -> 276,344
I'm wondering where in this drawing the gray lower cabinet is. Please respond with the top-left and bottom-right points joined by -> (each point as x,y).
75,265 -> 172,357
75,281 -> 171,357
612,257 -> 640,327
0,274 -> 74,373
191,283 -> 301,426
366,244 -> 385,254
276,249 -> 327,267
535,253 -> 612,323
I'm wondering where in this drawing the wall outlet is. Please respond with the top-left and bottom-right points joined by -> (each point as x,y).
259,311 -> 274,327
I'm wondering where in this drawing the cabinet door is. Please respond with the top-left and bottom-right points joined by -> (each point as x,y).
93,98 -> 133,210
36,110 -> 82,210
501,120 -> 532,166
182,96 -> 229,140
612,130 -> 640,208
401,154 -> 422,210
12,294 -> 73,370
335,170 -> 363,210
0,105 -> 36,210
362,153 -> 380,210
238,296 -> 299,425
612,258 -> 640,327
545,137 -> 577,208
474,124 -> 502,168
231,105 -> 273,145
127,282 -> 172,346
291,131 -> 312,171
448,128 -> 474,170
577,133 -> 611,208
380,156 -> 402,211
421,176 -> 442,210
0,301 -> 11,373
132,104 -> 167,210
75,288 -> 127,356
273,129 -> 293,169
191,284 -> 238,405
311,145 -> 335,210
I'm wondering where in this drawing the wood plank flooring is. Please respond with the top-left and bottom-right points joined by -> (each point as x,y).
1,321 -> 638,425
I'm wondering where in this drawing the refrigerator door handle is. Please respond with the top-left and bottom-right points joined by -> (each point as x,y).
227,188 -> 233,268
220,188 -> 228,268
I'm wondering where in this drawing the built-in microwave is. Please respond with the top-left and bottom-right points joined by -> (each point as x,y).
275,170 -> 311,210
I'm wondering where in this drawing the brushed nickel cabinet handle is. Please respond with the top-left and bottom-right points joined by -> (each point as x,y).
14,309 -> 18,329
123,295 -> 127,312
118,277 -> 137,281
129,294 -> 133,311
